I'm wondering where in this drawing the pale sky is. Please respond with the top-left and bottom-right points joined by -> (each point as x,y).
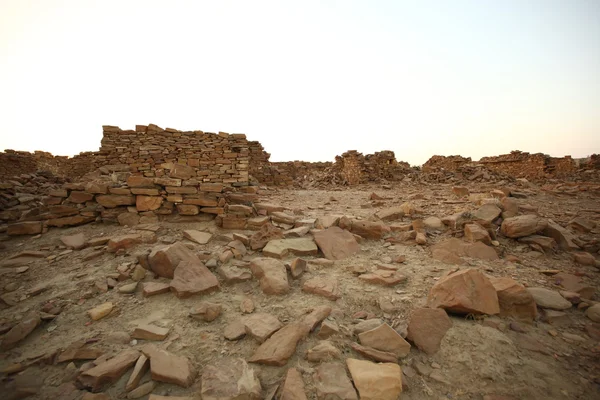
1,1 -> 599,166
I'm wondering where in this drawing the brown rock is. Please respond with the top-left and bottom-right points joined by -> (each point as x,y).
183,229 -> 212,244
249,257 -> 290,295
542,219 -> 580,250
118,212 -> 140,227
96,195 -> 135,208
358,323 -> 411,357
302,276 -> 341,300
464,223 -> 491,245
78,350 -> 140,392
349,342 -> 397,363
60,233 -> 86,250
501,215 -> 548,238
217,264 -> 253,283
201,358 -> 261,400
67,191 -> 94,203
314,362 -> 358,400
107,234 -> 143,253
375,207 -> 405,222
243,313 -> 283,342
0,313 -> 40,350
262,238 -> 319,259
573,252 -> 596,266
170,260 -> 219,298
427,268 -> 499,315
306,341 -> 341,362
452,186 -> 469,197
224,320 -> 247,340
279,368 -> 308,400
248,323 -> 305,366
313,226 -> 360,260
553,272 -> 595,299
489,277 -> 537,321
289,258 -> 307,278
170,164 -> 196,179
526,287 -> 572,310
472,204 -> 502,225
346,358 -> 402,400
132,324 -> 170,341
249,223 -> 284,250
7,221 -> 43,236
58,341 -> 104,363
176,204 -> 199,215
141,345 -> 196,387
406,308 -> 452,354
519,235 -> 558,252
127,176 -> 155,187
87,302 -> 114,321
189,302 -> 222,322
142,282 -> 170,297
136,195 -> 163,211
148,242 -> 198,278
358,270 -> 407,286
350,220 -> 391,239
125,354 -> 149,392
317,320 -> 340,339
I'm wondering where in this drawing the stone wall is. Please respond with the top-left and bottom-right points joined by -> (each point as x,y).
330,150 -> 412,185
479,151 -> 576,179
422,155 -> 472,172
0,150 -> 72,178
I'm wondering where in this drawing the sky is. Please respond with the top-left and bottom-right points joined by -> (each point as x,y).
0,0 -> 598,166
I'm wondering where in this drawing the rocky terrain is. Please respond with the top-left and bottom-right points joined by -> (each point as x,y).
1,173 -> 599,400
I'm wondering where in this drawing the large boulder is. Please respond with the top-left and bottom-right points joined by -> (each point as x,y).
427,269 -> 500,315
500,215 -> 547,238
526,287 -> 572,310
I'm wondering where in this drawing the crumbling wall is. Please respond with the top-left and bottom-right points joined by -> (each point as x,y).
479,151 -> 576,179
0,150 -> 71,178
422,155 -> 472,172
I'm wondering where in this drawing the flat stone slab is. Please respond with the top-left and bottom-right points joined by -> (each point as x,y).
183,230 -> 212,244
262,238 -> 318,259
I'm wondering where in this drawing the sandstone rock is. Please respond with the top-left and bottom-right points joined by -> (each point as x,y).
136,195 -> 163,211
279,368 -> 308,400
176,204 -> 199,215
58,341 -> 104,363
118,212 -> 140,226
224,320 -> 247,340
0,313 -> 40,350
349,342 -> 397,363
67,191 -> 95,203
118,282 -> 138,294
78,350 -> 140,392
427,268 -> 500,315
464,223 -> 491,245
424,216 -> 444,231
353,319 -> 383,335
518,235 -> 558,252
553,272 -> 595,299
248,323 -> 306,366
314,362 -> 358,400
7,221 -> 42,236
542,219 -> 580,250
47,215 -> 95,227
306,340 -> 341,362
313,226 -> 360,260
243,313 -> 283,342
346,358 -> 402,400
217,264 -> 253,283
350,220 -> 390,239
569,217 -> 595,233
60,233 -> 86,250
201,358 -> 262,400
125,354 -> 149,392
501,197 -> 519,219
289,258 -> 307,278
132,324 -> 170,341
406,308 -> 452,354
189,302 -> 222,322
87,303 -> 114,321
262,238 -> 318,259
431,238 -> 498,264
375,207 -> 405,222
302,276 -> 341,300
142,282 -> 170,297
107,234 -> 143,253
240,298 -> 255,313
170,164 -> 195,179
573,252 -> 596,266
131,265 -> 146,281
527,287 -> 572,310
452,186 -> 469,197
585,304 -> 600,322
148,242 -> 198,278
317,320 -> 340,339
501,215 -> 547,238
96,195 -> 135,208
358,270 -> 407,286
489,277 -> 537,321
315,215 -> 341,229
141,345 -> 196,387
358,323 -> 410,357
249,223 -> 283,250
249,257 -> 290,295
183,229 -> 212,244
127,381 -> 155,398
472,204 -> 502,225
127,176 -> 155,187
170,261 -> 219,298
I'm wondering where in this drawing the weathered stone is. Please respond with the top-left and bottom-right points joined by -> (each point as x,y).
472,204 -> 502,225
249,257 -> 290,295
136,195 -> 163,211
346,358 -> 402,400
464,223 -> 492,245
375,207 -> 405,222
107,234 -> 143,253
243,313 -> 283,342
47,215 -> 95,227
489,277 -> 537,321
553,272 -> 595,299
127,381 -> 155,398
217,264 -> 253,283
78,350 -> 140,392
542,219 -> 580,250
127,176 -> 155,188
349,342 -> 397,363
427,268 -> 500,315
170,261 -> 219,298
87,303 -> 113,321
358,270 -> 407,286
262,238 -> 318,259
0,313 -> 40,350
176,204 -> 199,215
60,233 -> 86,250
289,258 -> 307,278
96,195 -> 135,208
306,341 -> 341,362
406,308 -> 452,354
58,342 -> 104,363
279,368 -> 308,400
353,319 -> 383,335
118,212 -> 140,226
519,235 -> 558,252
7,221 -> 42,236
142,282 -> 170,297
125,354 -> 149,392
141,345 -> 196,387
350,220 -> 391,239
67,191 -> 94,204
170,164 -> 195,179
585,304 -> 600,322
452,186 -> 469,197
302,276 -> 341,300
313,227 -> 360,260
424,216 -> 444,231
189,302 -> 222,322
317,320 -> 340,339
132,324 -> 170,341
148,242 -> 198,279
573,252 -> 596,266
224,320 -> 247,340
183,229 -> 212,244
249,223 -> 284,250
527,287 -> 572,310
358,323 -> 410,358
201,358 -> 262,400
314,362 -> 358,400
501,215 -> 547,238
